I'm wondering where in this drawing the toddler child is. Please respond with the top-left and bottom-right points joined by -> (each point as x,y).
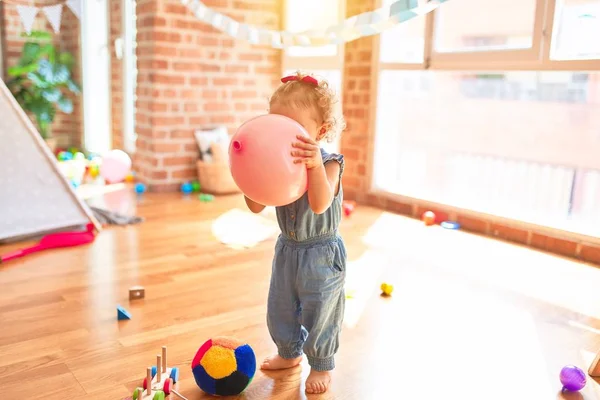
244,72 -> 347,394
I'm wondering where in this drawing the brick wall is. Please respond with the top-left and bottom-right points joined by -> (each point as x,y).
110,1 -> 124,150
134,0 -> 282,191
0,1 -> 82,147
340,0 -> 376,203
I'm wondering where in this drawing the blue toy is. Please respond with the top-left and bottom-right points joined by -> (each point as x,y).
117,305 -> 131,320
135,183 -> 147,194
181,182 -> 193,194
441,221 -> 460,230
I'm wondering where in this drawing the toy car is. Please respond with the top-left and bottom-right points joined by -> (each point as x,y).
132,346 -> 180,400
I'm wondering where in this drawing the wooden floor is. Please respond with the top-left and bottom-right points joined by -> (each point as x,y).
2,189 -> 600,400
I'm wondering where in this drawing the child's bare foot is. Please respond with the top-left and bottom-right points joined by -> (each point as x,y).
260,354 -> 302,370
305,369 -> 331,394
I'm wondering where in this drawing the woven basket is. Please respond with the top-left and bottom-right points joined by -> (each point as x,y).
196,160 -> 240,194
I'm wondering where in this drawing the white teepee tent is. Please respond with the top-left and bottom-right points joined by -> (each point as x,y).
0,79 -> 101,243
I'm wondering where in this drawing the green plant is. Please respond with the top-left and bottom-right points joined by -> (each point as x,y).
6,31 -> 81,139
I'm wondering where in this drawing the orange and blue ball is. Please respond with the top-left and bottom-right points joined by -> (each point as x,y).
191,336 -> 256,396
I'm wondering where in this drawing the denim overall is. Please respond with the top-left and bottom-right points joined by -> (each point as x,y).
267,148 -> 347,371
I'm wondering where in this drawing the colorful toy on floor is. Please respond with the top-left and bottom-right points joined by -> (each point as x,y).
135,183 -> 147,194
57,151 -> 73,161
380,282 -> 394,296
441,221 -> 460,230
117,305 -> 131,320
191,180 -> 201,192
342,200 -> 355,217
560,365 -> 586,392
129,286 -> 145,300
229,114 -> 309,207
192,336 -> 256,396
181,182 -> 193,194
199,193 -> 214,202
422,211 -> 436,226
101,149 -> 132,184
0,223 -> 96,264
132,346 -> 183,400
125,171 -> 136,183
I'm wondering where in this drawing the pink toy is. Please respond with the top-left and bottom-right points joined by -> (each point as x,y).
0,224 -> 96,263
229,114 -> 309,207
101,149 -> 132,184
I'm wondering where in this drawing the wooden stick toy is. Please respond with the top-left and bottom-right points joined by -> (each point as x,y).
132,345 -> 183,400
129,286 -> 145,300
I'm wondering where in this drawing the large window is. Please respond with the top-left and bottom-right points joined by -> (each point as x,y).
373,0 -> 600,237
283,0 -> 345,154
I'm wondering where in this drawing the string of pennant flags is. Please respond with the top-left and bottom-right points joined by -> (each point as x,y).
2,0 -> 449,48
0,0 -> 81,34
179,0 -> 450,48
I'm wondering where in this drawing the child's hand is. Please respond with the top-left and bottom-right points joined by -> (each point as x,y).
291,135 -> 323,169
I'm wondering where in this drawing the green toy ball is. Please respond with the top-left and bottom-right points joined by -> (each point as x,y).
191,181 -> 201,192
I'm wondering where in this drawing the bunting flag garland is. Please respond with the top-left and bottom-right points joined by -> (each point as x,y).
3,0 -> 81,34
65,0 -> 81,20
179,0 -> 450,48
42,4 -> 63,34
15,5 -> 39,35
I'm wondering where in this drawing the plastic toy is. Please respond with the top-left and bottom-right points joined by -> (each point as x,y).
129,286 -> 145,300
181,182 -> 193,194
422,211 -> 436,226
57,151 -> 73,161
192,336 -> 256,396
125,171 -> 136,183
101,149 -> 132,184
380,283 -> 393,296
191,180 -> 201,192
229,114 -> 309,207
132,346 -> 183,400
0,223 -> 96,263
441,221 -> 460,230
342,201 -> 355,217
135,183 -> 147,194
198,193 -> 214,202
560,365 -> 586,391
117,305 -> 131,320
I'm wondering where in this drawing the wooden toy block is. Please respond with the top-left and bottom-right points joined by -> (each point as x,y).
129,286 -> 145,300
132,346 -> 184,400
117,305 -> 131,320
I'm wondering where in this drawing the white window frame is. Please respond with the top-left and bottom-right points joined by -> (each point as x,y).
369,0 -> 600,243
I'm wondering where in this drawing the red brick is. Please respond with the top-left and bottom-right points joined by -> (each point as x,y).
184,103 -> 199,112
164,3 -> 188,14
490,224 -> 529,245
149,73 -> 185,84
162,156 -> 196,167
580,245 -> 600,265
202,91 -> 219,99
239,53 -> 263,61
225,65 -> 249,73
152,142 -> 181,153
204,103 -> 230,112
171,168 -> 198,179
387,199 -> 412,216
190,77 -> 209,85
190,116 -> 210,125
211,115 -> 236,124
214,77 -> 239,86
456,215 -> 489,234
530,234 -> 578,257
178,48 -> 204,58
232,90 -> 257,99
149,116 -> 185,127
150,170 -> 168,180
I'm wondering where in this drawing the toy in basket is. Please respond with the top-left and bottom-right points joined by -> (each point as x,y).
132,346 -> 186,400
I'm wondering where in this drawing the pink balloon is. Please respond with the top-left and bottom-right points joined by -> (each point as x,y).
229,114 -> 308,207
101,149 -> 132,184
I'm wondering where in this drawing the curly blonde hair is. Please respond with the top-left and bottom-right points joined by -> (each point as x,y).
269,71 -> 346,143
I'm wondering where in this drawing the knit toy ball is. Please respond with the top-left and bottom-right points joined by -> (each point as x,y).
191,336 -> 256,396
